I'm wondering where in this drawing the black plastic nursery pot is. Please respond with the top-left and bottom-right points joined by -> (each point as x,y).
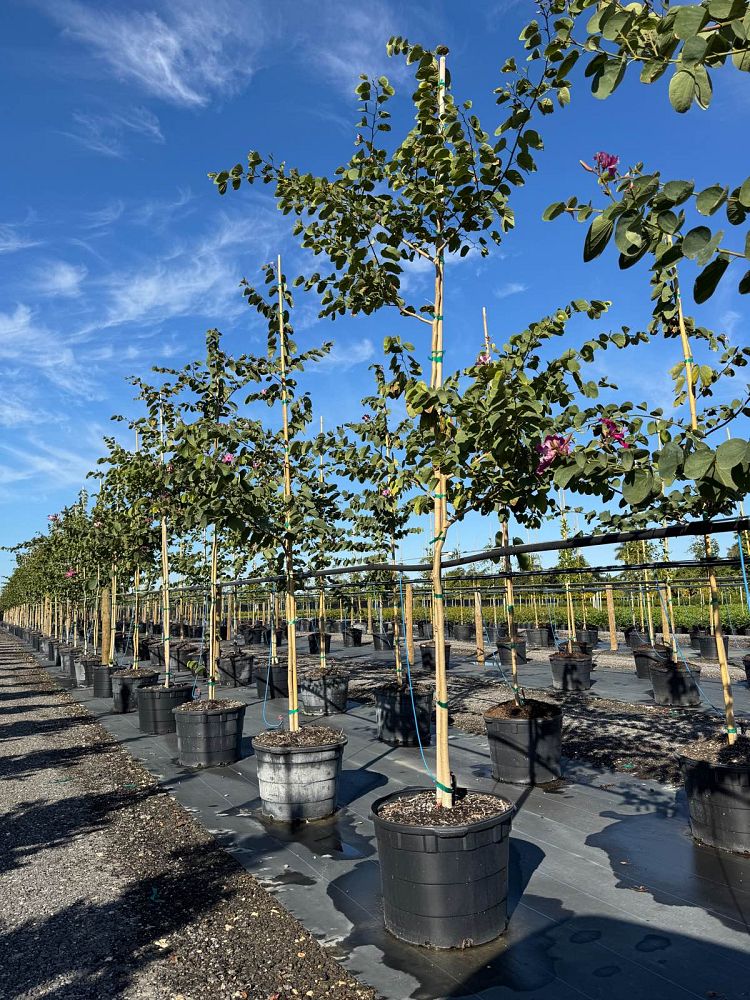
453,623 -> 474,642
298,670 -> 350,716
255,661 -> 289,700
525,626 -> 554,648
496,640 -> 527,667
690,628 -> 709,651
138,683 -> 194,735
679,753 -> 750,854
174,701 -> 246,767
92,664 -> 114,698
633,644 -> 673,680
484,700 -> 563,785
417,621 -> 434,639
626,629 -> 650,651
743,654 -> 750,686
261,626 -> 285,647
218,651 -> 254,688
371,786 -> 515,949
111,670 -> 159,714
252,734 -> 348,821
575,627 -> 599,647
307,632 -> 332,655
373,632 -> 395,651
679,748 -> 750,854
419,642 -> 451,671
549,652 -> 593,692
649,662 -> 701,707
342,627 -> 363,648
698,634 -> 726,661
375,686 -> 432,747
76,656 -> 100,688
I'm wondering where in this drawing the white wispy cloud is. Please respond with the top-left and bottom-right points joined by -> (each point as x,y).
0,222 -> 42,255
0,304 -> 93,393
47,0 -> 267,107
62,106 -> 164,157
318,337 -> 375,370
34,260 -> 88,298
494,281 -> 528,299
80,200 -> 126,231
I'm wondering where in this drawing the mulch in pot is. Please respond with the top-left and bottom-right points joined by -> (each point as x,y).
253,725 -> 346,750
174,698 -> 245,713
112,668 -> 157,678
377,789 -> 511,827
373,679 -> 432,696
680,734 -> 750,767
484,698 -> 560,721
298,666 -> 351,681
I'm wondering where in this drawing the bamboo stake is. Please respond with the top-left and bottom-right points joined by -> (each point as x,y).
605,584 -> 617,651
676,290 -> 735,742
474,589 -> 485,665
100,583 -> 111,666
277,256 -> 299,733
207,530 -> 219,700
502,521 -> 519,697
109,573 -> 117,665
405,582 -> 415,665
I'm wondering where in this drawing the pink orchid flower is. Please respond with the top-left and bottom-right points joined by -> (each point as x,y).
593,151 -> 619,179
381,487 -> 392,497
362,414 -> 371,423
476,352 -> 491,366
600,417 -> 630,448
221,453 -> 235,465
65,568 -> 76,579
48,514 -> 59,523
535,434 -> 571,475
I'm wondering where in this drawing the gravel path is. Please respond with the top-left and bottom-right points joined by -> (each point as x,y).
0,633 -> 379,1000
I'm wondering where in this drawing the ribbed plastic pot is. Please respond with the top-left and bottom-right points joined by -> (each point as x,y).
373,632 -> 395,651
633,644 -> 673,679
307,632 -> 332,655
148,643 -> 164,670
342,627 -> 363,648
550,654 -> 593,692
526,626 -> 554,648
690,628 -> 708,651
255,662 -> 289,700
218,652 -> 254,688
698,634 -> 725,661
93,665 -> 114,698
252,736 -> 347,821
743,654 -> 750,686
626,629 -> 649,650
79,657 -> 99,687
575,628 -> 599,647
372,787 -> 515,949
112,670 -> 158,713
174,703 -> 246,767
138,684 -> 193,734
453,624 -> 474,642
261,626 -> 285,647
375,688 -> 432,747
417,621 -> 434,640
649,663 -> 701,707
45,639 -> 55,662
496,640 -> 527,667
680,755 -> 750,854
419,643 -> 451,671
484,704 -> 563,785
298,674 -> 350,716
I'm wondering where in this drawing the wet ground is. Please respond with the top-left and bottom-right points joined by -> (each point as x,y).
28,632 -> 750,1000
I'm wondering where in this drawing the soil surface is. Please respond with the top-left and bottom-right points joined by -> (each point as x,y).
484,698 -> 560,721
299,668 -> 351,681
0,632 -> 378,1000
112,669 -> 159,678
378,790 -> 512,827
175,698 -> 245,712
254,725 -> 346,750
680,733 -> 750,766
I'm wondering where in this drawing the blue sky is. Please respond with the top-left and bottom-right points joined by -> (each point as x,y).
1,0 -> 748,582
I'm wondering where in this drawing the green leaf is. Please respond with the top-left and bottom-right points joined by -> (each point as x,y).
739,177 -> 750,209
684,449 -> 715,480
716,438 -> 748,472
682,225 -> 712,258
696,185 -> 728,216
583,214 -> 614,262
669,69 -> 696,113
543,201 -> 565,221
674,6 -> 708,38
622,469 -> 653,505
707,0 -> 746,19
694,256 -> 729,303
658,442 -> 684,485
663,180 -> 694,205
739,269 -> 750,294
592,55 -> 627,99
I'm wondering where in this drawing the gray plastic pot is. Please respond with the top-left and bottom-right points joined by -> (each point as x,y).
575,627 -> 599,647
112,670 -> 159,713
298,673 -> 350,716
342,627 -> 362,648
92,665 -> 114,698
698,634 -> 726,661
138,683 -> 193,734
453,623 -> 474,642
550,653 -> 593,691
252,736 -> 347,821
375,687 -> 432,747
372,786 -> 514,949
679,754 -> 750,854
525,626 -> 554,648
633,644 -> 673,679
174,702 -> 246,767
373,632 -> 395,651
484,703 -> 563,785
496,639 -> 527,666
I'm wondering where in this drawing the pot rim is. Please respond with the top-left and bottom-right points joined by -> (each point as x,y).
251,734 -> 348,755
676,752 -> 750,775
139,682 -> 194,695
172,702 -> 247,717
371,784 -> 515,837
649,662 -> 701,673
482,698 -> 563,724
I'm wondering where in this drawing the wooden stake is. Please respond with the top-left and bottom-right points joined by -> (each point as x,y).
474,589 -> 485,665
405,582 -> 415,665
100,584 -> 111,666
605,585 -> 617,651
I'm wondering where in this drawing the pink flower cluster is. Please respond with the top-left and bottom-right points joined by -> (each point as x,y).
65,568 -> 76,579
221,453 -> 235,465
600,417 -> 629,448
48,514 -> 59,523
476,352 -> 491,366
593,150 -> 619,178
381,487 -> 392,498
536,434 -> 571,475
362,414 -> 371,423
